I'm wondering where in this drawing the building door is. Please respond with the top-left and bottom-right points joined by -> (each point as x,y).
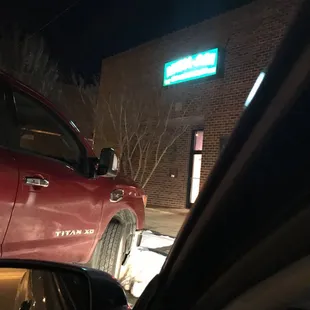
187,130 -> 203,208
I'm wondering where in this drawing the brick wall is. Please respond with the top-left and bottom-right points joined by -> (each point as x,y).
98,0 -> 301,208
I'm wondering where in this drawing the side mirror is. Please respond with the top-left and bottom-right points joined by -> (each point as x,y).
97,148 -> 119,177
0,259 -> 129,310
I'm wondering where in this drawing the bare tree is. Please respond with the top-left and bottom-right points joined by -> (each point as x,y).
0,28 -> 60,101
72,74 -> 99,144
97,92 -> 190,188
73,75 -> 190,188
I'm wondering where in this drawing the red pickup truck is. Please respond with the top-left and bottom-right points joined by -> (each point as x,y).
0,71 -> 145,278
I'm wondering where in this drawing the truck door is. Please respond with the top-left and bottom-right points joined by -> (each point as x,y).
2,87 -> 105,263
0,78 -> 19,251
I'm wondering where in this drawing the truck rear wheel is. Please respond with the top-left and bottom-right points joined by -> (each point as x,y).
89,221 -> 126,278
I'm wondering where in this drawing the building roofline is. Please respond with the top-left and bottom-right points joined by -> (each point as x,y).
101,0 -> 260,65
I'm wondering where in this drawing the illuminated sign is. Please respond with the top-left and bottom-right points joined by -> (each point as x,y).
163,48 -> 219,86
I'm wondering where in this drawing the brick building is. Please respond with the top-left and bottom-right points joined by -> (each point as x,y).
97,0 -> 301,208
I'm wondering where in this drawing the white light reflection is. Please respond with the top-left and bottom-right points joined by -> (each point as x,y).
244,72 -> 266,108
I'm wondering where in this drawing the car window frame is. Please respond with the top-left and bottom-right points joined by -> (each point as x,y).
7,85 -> 90,177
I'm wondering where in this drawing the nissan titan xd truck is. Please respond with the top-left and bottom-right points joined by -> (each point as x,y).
0,71 -> 146,279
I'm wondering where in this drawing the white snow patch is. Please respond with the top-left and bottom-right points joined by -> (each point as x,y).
130,248 -> 167,297
119,230 -> 175,298
140,230 -> 174,249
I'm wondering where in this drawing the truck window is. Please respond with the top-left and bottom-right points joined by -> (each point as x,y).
0,79 -> 19,148
12,90 -> 85,172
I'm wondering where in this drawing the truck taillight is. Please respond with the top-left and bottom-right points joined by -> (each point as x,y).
142,195 -> 148,208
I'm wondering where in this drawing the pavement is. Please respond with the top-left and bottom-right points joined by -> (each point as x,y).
144,207 -> 189,238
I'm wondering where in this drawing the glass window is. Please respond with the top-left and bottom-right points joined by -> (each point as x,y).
190,154 -> 202,204
13,90 -> 83,171
55,271 -> 90,310
194,130 -> 203,151
0,81 -> 18,148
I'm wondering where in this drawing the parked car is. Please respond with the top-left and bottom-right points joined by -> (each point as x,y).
0,71 -> 146,278
12,262 -> 130,310
0,260 -> 130,310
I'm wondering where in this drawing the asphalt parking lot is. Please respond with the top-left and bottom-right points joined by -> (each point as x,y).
145,207 -> 189,237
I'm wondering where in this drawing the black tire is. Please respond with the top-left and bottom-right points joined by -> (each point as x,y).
89,222 -> 126,278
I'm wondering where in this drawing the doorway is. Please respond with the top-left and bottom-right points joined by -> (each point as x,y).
187,130 -> 203,208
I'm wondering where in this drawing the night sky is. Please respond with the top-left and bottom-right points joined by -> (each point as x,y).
0,0 -> 252,78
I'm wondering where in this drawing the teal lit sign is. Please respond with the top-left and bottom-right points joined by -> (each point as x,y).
163,48 -> 219,86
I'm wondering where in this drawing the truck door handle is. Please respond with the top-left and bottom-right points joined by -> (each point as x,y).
24,177 -> 49,188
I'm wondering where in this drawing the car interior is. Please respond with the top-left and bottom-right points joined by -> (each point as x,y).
220,256 -> 310,310
220,255 -> 310,310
